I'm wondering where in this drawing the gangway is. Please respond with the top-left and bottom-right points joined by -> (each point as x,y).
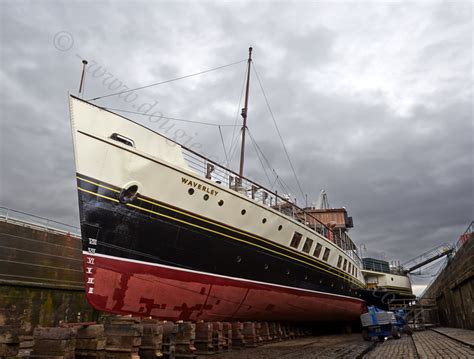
402,243 -> 454,274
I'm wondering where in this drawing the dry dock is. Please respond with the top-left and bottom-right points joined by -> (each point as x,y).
202,328 -> 473,359
1,208 -> 473,358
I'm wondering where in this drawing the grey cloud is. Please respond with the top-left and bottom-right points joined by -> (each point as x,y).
1,1 -> 472,292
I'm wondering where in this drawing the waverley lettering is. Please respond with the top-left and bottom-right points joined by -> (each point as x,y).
181,177 -> 219,196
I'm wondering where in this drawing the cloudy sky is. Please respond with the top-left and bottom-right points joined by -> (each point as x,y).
1,0 -> 472,293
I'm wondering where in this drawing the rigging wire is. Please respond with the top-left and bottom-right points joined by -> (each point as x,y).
247,130 -> 272,188
218,125 -> 229,166
227,64 -> 249,167
252,62 -> 306,202
88,59 -> 247,101
99,107 -> 239,127
247,129 -> 296,197
410,257 -> 448,276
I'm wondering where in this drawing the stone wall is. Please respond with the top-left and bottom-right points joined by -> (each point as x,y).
421,234 -> 473,329
0,219 -> 99,333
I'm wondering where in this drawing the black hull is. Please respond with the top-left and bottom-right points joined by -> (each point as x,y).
77,174 -> 364,301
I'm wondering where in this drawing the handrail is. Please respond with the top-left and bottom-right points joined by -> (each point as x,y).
419,220 -> 473,298
180,148 -> 362,264
0,206 -> 80,236
73,96 -> 362,264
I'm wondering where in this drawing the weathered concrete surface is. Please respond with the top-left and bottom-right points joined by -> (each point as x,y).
0,219 -> 99,333
203,334 -> 374,358
421,234 -> 474,329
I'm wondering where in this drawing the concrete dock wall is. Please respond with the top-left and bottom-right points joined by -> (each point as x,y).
421,232 -> 473,329
0,218 -> 98,333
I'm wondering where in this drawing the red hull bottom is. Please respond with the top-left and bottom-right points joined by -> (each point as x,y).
84,253 -> 366,322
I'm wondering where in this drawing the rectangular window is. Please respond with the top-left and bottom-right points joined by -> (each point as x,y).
352,266 -> 355,276
290,232 -> 303,249
348,262 -> 352,274
343,259 -> 347,271
302,238 -> 313,253
313,243 -> 323,258
337,256 -> 343,268
322,248 -> 330,261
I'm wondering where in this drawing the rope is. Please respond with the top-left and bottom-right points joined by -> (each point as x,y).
218,125 -> 229,165
247,129 -> 296,196
252,62 -> 306,201
227,64 -> 249,167
99,107 -> 239,127
88,59 -> 246,101
247,130 -> 272,187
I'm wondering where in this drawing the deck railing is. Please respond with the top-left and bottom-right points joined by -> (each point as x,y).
0,206 -> 80,236
181,147 -> 362,265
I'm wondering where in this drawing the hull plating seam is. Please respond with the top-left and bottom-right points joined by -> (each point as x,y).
77,174 -> 364,288
87,251 -> 365,303
76,128 -> 362,280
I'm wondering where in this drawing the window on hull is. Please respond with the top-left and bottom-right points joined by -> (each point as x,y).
290,232 -> 303,249
322,248 -> 330,261
302,238 -> 313,253
313,243 -> 322,258
337,256 -> 343,268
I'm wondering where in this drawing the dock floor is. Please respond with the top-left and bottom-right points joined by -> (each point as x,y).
204,328 -> 474,358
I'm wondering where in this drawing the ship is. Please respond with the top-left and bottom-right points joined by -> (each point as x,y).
69,49 -> 412,322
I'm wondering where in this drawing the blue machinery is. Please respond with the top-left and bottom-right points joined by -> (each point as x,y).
360,306 -> 413,342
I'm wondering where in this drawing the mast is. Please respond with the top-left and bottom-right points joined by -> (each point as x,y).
238,47 -> 253,180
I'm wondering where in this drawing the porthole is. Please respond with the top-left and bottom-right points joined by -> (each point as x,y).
236,256 -> 242,263
188,188 -> 195,195
278,225 -> 283,231
218,200 -> 224,206
203,194 -> 209,201
286,269 -> 291,275
241,209 -> 246,215
331,283 -> 334,287
119,185 -> 138,204
319,280 -> 323,284
264,263 -> 269,270
262,218 -> 267,224
304,274 -> 309,280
